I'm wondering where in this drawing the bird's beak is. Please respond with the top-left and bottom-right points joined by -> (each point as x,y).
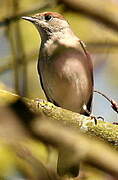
22,16 -> 37,23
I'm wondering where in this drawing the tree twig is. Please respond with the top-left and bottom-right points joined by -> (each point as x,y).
94,90 -> 118,114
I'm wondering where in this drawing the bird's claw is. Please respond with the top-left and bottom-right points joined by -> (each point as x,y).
90,115 -> 104,125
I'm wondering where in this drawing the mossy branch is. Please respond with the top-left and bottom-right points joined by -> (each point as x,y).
0,89 -> 118,147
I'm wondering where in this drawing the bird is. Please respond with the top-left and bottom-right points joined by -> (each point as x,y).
22,12 -> 94,177
22,12 -> 93,116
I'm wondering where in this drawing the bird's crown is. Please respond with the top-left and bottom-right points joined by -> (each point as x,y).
33,12 -> 65,21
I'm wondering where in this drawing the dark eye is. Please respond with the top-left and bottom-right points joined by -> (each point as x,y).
44,15 -> 53,21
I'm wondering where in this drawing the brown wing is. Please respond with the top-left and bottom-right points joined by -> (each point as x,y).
79,40 -> 94,115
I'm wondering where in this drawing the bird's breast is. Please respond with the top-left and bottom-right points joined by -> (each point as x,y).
39,48 -> 93,113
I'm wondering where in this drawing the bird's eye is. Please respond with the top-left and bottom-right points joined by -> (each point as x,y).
44,15 -> 53,21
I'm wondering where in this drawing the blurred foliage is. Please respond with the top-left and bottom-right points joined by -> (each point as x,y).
0,0 -> 47,19
0,90 -> 117,179
0,140 -> 50,179
0,0 -> 118,179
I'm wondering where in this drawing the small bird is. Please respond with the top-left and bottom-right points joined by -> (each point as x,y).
22,12 -> 93,116
22,12 -> 94,176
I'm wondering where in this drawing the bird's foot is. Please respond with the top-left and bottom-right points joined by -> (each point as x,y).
90,115 -> 104,125
83,104 -> 104,125
112,122 -> 118,125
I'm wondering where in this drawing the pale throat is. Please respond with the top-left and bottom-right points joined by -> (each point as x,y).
42,27 -> 79,55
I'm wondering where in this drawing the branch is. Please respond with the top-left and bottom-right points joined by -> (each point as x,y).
0,89 -> 118,147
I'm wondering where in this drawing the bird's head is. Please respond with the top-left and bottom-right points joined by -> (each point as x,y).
22,12 -> 69,41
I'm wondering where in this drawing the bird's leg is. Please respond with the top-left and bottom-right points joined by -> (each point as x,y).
82,104 -> 104,125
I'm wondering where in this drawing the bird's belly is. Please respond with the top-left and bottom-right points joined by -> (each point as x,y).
51,80 -> 85,113
40,57 -> 92,113
44,73 -> 89,113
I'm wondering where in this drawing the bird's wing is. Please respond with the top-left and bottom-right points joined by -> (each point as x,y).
37,56 -> 60,106
79,40 -> 94,115
79,40 -> 93,82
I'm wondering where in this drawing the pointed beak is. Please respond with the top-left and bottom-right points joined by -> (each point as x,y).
22,16 -> 37,23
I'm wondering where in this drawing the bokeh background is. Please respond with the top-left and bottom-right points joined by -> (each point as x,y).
0,0 -> 118,122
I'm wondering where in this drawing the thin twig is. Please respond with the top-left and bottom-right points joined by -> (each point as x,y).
94,90 -> 118,114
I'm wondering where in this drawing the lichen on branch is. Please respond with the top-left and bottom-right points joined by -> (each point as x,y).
0,89 -> 118,147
